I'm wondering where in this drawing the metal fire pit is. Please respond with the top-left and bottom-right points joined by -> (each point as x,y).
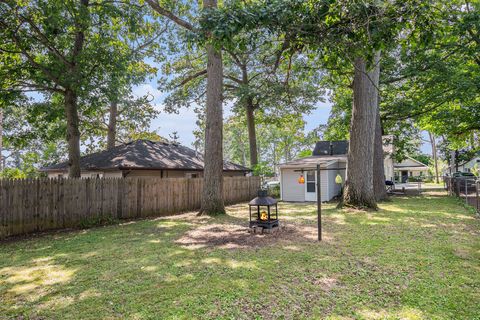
249,190 -> 279,229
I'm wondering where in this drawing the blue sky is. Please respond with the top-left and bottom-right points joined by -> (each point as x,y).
133,79 -> 432,155
133,80 -> 334,147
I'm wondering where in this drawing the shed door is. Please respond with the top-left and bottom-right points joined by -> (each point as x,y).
305,170 -> 317,201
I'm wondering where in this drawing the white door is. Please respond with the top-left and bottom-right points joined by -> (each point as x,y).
305,170 -> 317,201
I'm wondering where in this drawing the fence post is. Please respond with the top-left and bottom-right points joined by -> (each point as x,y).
465,179 -> 468,204
476,181 -> 479,214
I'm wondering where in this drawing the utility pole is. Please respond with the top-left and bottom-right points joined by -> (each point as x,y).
316,163 -> 321,241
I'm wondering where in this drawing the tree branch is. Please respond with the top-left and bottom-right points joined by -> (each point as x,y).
17,13 -> 73,67
225,74 -> 243,85
144,0 -> 194,31
176,69 -> 207,88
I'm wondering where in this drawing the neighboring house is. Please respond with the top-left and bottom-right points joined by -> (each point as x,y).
279,137 -> 395,202
41,139 -> 250,178
393,156 -> 429,183
457,154 -> 480,173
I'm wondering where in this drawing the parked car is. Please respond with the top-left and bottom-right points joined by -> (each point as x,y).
452,172 -> 477,192
452,172 -> 476,179
266,181 -> 280,187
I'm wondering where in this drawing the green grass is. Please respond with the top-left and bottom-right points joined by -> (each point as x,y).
1,192 -> 479,319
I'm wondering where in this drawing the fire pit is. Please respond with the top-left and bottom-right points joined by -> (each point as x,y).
249,190 -> 279,229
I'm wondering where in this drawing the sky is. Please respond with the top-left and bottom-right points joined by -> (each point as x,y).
133,80 -> 334,148
133,78 -> 432,155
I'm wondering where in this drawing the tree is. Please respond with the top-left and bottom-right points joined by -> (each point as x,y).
82,91 -> 159,152
0,107 -> 3,171
169,131 -> 180,144
343,54 -> 380,209
381,0 -> 479,155
160,28 -> 322,169
0,0 -> 153,177
146,0 -> 226,215
203,0 -> 427,209
428,131 -> 440,183
224,111 -> 314,175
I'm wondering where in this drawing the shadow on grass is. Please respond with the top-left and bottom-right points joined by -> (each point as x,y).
0,193 -> 479,319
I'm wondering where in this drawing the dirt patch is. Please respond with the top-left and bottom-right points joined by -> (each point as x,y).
175,222 -> 332,250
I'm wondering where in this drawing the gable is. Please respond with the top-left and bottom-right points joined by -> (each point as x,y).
395,157 -> 428,167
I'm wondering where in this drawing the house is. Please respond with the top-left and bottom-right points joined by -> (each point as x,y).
393,156 -> 429,182
278,137 -> 413,202
457,153 -> 480,173
41,139 -> 250,179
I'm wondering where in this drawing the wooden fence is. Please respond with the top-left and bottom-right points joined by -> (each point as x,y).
0,176 -> 260,239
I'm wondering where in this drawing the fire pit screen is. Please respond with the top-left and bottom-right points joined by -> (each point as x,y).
249,190 -> 279,229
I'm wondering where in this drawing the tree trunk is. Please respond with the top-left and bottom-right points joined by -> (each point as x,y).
63,0 -> 87,178
450,150 -> 455,174
200,0 -> 225,215
373,108 -> 387,201
246,99 -> 258,168
107,99 -> 118,150
342,54 -> 380,209
64,89 -> 81,178
429,131 -> 439,183
0,108 -> 3,171
272,141 -> 277,177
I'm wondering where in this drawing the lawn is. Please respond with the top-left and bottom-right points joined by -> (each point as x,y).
1,193 -> 479,319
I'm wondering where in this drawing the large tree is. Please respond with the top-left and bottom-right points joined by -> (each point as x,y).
0,0 -> 153,177
202,0 -> 428,208
145,0 -> 226,214
162,28 -> 323,168
224,111 -> 314,173
343,54 -> 380,209
381,0 -> 479,155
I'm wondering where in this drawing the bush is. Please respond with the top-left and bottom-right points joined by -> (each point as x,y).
0,168 -> 27,179
408,176 -> 422,182
267,184 -> 280,198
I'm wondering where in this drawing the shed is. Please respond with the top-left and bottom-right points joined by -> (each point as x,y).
279,156 -> 347,202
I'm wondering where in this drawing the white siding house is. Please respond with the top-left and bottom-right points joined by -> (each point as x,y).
279,156 -> 347,202
393,156 -> 429,182
279,138 -> 392,202
458,155 -> 480,173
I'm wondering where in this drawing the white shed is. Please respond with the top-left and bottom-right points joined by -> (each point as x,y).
279,156 -> 347,202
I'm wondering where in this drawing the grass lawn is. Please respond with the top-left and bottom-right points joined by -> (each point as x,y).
1,192 -> 479,319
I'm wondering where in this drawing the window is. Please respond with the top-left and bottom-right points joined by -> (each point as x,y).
409,172 -> 413,177
185,173 -> 199,178
306,171 -> 316,193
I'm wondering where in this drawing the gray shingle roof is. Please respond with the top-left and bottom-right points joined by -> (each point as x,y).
279,155 -> 347,168
42,140 -> 250,172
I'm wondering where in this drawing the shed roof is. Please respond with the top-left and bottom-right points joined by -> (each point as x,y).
278,155 -> 346,169
41,139 -> 250,172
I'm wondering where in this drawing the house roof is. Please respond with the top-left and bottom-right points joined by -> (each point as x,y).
313,141 -> 349,156
394,156 -> 429,168
279,155 -> 347,169
458,152 -> 480,167
41,139 -> 250,172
